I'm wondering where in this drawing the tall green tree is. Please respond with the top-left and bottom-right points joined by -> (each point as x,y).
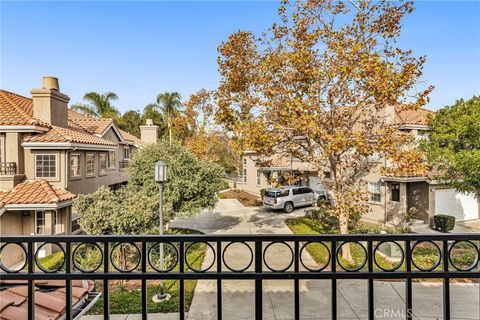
72,91 -> 120,118
76,141 -> 226,235
118,110 -> 143,137
146,92 -> 182,144
421,96 -> 480,212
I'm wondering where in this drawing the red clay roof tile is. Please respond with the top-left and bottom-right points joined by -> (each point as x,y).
0,180 -> 75,208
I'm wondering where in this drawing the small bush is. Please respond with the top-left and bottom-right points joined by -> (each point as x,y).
38,251 -> 65,271
305,201 -> 361,232
218,193 -> 227,199
434,214 -> 456,232
260,189 -> 266,198
352,222 -> 406,234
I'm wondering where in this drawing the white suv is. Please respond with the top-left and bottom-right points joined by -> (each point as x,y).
263,186 -> 316,213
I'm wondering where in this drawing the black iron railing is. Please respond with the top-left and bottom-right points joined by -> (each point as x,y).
118,160 -> 129,170
0,162 -> 17,175
0,234 -> 479,320
71,217 -> 81,233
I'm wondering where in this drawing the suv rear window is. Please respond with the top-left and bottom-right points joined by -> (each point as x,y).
264,190 -> 289,198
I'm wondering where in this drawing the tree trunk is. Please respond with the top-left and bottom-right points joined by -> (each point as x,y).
328,173 -> 353,262
168,123 -> 173,145
339,210 -> 353,262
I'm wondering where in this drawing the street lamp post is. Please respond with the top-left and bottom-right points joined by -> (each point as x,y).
153,161 -> 170,302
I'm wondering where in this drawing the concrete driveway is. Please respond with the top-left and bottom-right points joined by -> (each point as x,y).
171,199 -> 479,320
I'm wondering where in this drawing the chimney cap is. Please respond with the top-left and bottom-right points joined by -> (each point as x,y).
42,76 -> 59,91
145,119 -> 154,126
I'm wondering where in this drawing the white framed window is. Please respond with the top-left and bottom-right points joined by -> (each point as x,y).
70,154 -> 80,178
52,211 -> 61,234
108,151 -> 116,169
86,153 -> 95,176
36,211 -> 45,234
35,154 -> 57,178
243,168 -> 247,182
256,170 -> 261,186
368,182 -> 382,202
124,146 -> 130,160
99,153 -> 107,175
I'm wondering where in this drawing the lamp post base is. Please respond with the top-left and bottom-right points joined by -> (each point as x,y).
152,293 -> 171,303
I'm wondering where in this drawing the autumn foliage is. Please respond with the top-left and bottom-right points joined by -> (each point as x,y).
214,0 -> 431,259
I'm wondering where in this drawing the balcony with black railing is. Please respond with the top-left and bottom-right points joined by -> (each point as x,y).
118,160 -> 129,170
0,162 -> 17,175
0,233 -> 479,320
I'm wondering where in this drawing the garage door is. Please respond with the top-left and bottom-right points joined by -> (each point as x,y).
434,189 -> 479,221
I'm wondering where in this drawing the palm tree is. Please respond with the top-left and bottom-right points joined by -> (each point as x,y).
145,92 -> 182,144
71,92 -> 120,118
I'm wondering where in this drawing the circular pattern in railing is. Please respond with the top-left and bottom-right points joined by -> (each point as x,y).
185,242 -> 215,273
222,241 -> 253,272
147,242 -> 178,273
336,241 -> 367,272
448,240 -> 479,272
263,241 -> 294,272
373,241 -> 404,272
411,240 -> 442,271
0,243 -> 27,273
35,242 -> 66,273
299,241 -> 330,272
109,242 -> 141,272
72,242 -> 103,273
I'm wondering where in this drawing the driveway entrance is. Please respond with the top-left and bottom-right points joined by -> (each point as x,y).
170,199 -> 479,320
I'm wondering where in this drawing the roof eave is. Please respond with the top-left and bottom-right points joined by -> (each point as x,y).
0,125 -> 50,133
0,200 -> 74,214
21,142 -> 117,151
380,176 -> 429,183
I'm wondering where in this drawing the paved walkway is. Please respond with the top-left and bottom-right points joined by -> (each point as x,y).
171,199 -> 480,320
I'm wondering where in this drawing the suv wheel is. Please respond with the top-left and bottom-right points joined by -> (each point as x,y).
284,202 -> 294,213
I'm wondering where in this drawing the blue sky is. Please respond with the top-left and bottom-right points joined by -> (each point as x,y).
1,1 -> 479,113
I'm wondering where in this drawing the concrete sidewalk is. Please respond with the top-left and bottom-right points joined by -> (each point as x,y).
173,199 -> 480,320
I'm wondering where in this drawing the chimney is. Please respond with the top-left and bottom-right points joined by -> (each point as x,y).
140,119 -> 159,144
383,105 -> 396,124
31,76 -> 70,128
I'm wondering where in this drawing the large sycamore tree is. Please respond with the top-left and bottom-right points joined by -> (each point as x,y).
215,0 -> 431,259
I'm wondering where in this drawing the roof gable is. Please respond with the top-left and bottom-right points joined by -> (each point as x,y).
0,180 -> 75,209
0,90 -> 51,128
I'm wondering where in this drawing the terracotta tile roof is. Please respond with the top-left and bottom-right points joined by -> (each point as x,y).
0,90 -> 51,128
119,129 -> 145,147
0,280 -> 95,320
1,90 -> 120,147
67,109 -> 88,119
394,105 -> 433,126
68,117 -> 114,135
22,126 -> 117,146
0,180 -> 75,209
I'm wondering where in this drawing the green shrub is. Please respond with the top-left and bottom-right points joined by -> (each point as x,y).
218,193 -> 227,199
434,214 -> 456,232
38,251 -> 65,271
260,189 -> 266,198
305,201 -> 361,232
352,222 -> 406,234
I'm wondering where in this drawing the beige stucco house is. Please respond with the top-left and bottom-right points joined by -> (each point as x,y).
234,106 -> 479,225
0,77 -> 156,266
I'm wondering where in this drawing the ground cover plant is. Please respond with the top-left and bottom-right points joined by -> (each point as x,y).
87,228 -> 208,314
286,217 -> 479,282
219,189 -> 263,207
